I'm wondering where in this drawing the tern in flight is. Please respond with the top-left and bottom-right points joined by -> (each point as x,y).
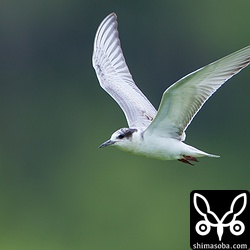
92,13 -> 250,165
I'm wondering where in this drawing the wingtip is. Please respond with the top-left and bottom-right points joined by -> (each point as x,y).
105,12 -> 117,21
110,12 -> 117,18
93,12 -> 118,57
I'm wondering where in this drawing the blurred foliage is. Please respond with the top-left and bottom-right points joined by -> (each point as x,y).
0,0 -> 250,249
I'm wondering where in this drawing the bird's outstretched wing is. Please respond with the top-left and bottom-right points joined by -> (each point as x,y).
92,13 -> 157,128
145,45 -> 250,140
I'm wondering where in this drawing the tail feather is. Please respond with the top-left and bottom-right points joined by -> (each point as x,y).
185,144 -> 220,158
207,154 -> 220,158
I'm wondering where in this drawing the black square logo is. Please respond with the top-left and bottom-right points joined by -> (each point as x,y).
190,190 -> 250,250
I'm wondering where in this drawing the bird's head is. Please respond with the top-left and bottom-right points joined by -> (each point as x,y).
99,128 -> 138,149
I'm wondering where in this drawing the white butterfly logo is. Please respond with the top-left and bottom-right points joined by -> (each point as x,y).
193,193 -> 247,241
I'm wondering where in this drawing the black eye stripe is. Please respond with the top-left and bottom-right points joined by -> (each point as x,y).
118,134 -> 125,139
117,128 -> 137,139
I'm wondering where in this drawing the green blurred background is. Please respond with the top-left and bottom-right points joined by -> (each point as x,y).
1,0 -> 250,249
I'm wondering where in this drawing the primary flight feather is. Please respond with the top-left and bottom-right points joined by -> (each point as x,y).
92,13 -> 250,165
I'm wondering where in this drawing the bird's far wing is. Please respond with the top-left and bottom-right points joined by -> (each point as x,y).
92,13 -> 157,128
145,45 -> 250,140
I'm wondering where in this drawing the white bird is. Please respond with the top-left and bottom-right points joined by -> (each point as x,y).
92,13 -> 250,165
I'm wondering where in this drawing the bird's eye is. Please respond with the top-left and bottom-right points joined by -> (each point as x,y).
117,134 -> 125,139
